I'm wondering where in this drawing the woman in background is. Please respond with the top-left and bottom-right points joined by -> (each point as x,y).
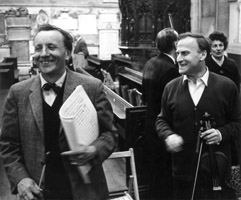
206,31 -> 240,91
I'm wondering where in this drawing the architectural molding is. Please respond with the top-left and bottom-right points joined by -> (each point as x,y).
0,0 -> 119,8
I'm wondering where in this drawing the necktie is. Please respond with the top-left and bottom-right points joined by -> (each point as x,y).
42,83 -> 61,94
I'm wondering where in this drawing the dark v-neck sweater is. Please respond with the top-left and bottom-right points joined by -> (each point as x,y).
43,86 -> 72,199
156,73 -> 241,180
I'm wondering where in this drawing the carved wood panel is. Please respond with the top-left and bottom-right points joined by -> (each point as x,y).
119,0 -> 190,47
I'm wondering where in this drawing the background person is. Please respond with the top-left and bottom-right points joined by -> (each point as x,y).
206,31 -> 241,180
72,33 -> 89,70
206,30 -> 240,91
142,27 -> 180,199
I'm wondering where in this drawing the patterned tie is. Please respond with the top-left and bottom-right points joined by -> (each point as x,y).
42,83 -> 61,94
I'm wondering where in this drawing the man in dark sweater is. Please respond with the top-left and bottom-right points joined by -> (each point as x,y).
0,24 -> 117,200
156,32 -> 241,200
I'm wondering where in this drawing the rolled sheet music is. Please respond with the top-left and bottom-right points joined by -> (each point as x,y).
59,85 -> 99,183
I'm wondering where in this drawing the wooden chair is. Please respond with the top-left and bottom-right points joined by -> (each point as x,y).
104,148 -> 140,200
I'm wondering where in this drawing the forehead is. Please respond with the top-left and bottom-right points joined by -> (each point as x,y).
211,40 -> 223,45
177,37 -> 199,52
34,30 -> 65,45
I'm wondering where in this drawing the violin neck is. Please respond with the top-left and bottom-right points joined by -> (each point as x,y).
203,112 -> 223,191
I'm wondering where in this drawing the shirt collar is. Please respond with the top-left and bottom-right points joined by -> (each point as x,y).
163,52 -> 176,64
211,55 -> 224,66
183,67 -> 209,86
40,70 -> 66,88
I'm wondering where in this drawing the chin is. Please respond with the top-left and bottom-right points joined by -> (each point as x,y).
178,68 -> 186,75
213,54 -> 223,58
39,67 -> 54,74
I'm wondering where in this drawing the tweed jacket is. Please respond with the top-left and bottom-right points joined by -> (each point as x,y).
0,68 -> 117,200
156,72 -> 241,181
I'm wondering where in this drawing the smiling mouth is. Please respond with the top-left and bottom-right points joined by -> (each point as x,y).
40,60 -> 54,65
178,63 -> 186,68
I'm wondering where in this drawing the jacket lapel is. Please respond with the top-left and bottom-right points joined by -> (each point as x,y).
63,69 -> 80,103
29,76 -> 44,136
28,70 -> 81,137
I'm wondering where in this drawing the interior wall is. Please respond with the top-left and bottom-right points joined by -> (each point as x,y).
191,0 -> 229,37
0,0 -> 120,60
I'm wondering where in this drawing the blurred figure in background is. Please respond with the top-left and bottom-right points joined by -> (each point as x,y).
206,31 -> 240,91
72,33 -> 89,71
206,31 -> 241,171
142,28 -> 180,199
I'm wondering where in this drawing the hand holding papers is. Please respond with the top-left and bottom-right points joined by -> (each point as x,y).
59,85 -> 99,183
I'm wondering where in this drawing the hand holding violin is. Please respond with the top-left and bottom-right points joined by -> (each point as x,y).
200,128 -> 222,145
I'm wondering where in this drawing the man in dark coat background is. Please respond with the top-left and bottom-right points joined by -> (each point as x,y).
142,27 -> 180,199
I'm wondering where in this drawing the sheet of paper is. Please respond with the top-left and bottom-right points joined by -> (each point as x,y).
59,85 -> 99,149
59,85 -> 99,183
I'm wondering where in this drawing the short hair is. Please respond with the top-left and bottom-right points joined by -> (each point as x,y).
35,24 -> 73,53
208,31 -> 228,50
156,28 -> 179,53
178,32 -> 211,56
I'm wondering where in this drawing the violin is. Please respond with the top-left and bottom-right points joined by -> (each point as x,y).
191,112 -> 229,200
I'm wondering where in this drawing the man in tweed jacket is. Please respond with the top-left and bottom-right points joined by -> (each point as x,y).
0,24 -> 117,200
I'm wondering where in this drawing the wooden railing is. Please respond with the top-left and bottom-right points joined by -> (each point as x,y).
81,54 -> 150,196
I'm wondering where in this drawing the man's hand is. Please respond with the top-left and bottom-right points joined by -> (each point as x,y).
17,177 -> 43,200
200,128 -> 222,145
61,145 -> 97,166
165,134 -> 184,152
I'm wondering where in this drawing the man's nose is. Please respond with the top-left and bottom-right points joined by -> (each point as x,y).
176,54 -> 182,63
41,47 -> 49,56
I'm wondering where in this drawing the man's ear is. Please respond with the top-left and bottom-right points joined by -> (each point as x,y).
32,56 -> 36,65
65,50 -> 71,60
200,50 -> 207,61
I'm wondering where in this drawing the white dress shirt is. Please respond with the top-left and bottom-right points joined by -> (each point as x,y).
183,68 -> 209,106
40,71 -> 66,106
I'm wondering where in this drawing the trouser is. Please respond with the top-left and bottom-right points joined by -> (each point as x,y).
144,131 -> 173,199
43,189 -> 73,200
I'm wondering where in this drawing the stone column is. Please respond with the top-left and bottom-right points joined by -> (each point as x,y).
190,0 -> 201,33
238,0 -> 241,43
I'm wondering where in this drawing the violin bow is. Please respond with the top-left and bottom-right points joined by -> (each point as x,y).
191,129 -> 204,200
168,13 -> 174,29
